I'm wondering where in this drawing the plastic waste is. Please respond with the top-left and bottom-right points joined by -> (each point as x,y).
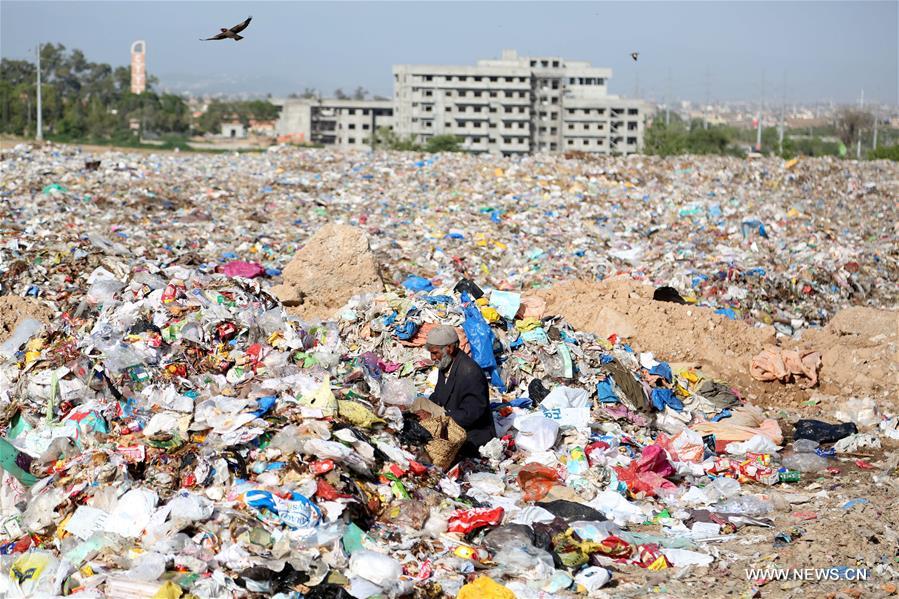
517,463 -> 561,502
513,413 -> 560,453
833,398 -> 881,431
348,550 -> 403,589
379,377 -> 416,407
575,566 -> 612,591
713,496 -> 773,516
457,576 -> 516,599
794,419 -> 858,443
0,319 -> 43,360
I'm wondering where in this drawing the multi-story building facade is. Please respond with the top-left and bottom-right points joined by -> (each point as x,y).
274,50 -> 644,155
275,98 -> 394,148
393,50 -> 645,156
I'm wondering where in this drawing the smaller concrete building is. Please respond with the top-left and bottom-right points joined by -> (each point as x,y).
276,98 -> 394,148
220,121 -> 246,139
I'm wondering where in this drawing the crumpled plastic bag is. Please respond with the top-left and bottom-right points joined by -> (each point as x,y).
834,397 -> 881,431
299,377 -> 338,416
657,429 -> 705,463
219,260 -> 265,279
692,405 -> 783,447
517,462 -> 561,502
540,386 -> 591,410
457,576 -> 516,599
750,346 -> 821,388
725,434 -> 781,455
348,550 -> 403,589
513,413 -> 559,453
379,378 -> 416,407
337,400 -> 385,428
613,444 -> 676,497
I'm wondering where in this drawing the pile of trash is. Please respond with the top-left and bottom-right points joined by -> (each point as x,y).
2,143 -> 897,338
1,258 -> 896,598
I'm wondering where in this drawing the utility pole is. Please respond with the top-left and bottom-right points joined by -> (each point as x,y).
703,66 -> 711,130
755,72 -> 765,152
872,108 -> 878,150
35,43 -> 43,141
778,72 -> 786,155
665,67 -> 671,126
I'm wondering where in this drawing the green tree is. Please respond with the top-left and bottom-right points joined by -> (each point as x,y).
1,45 -> 191,141
372,126 -> 421,151
868,144 -> 899,161
424,135 -> 462,153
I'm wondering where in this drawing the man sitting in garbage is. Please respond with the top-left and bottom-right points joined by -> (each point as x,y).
425,325 -> 497,457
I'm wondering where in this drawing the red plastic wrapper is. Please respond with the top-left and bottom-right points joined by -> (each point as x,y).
311,460 -> 336,475
216,322 -> 238,342
219,260 -> 265,279
447,507 -> 504,534
161,283 -> 182,304
315,478 -> 352,500
384,463 -> 408,478
634,543 -> 671,569
408,460 -> 428,476
517,462 -> 561,502
614,444 -> 677,497
596,535 -> 633,558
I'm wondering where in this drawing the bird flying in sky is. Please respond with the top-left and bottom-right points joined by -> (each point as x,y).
631,52 -> 639,62
201,16 -> 252,41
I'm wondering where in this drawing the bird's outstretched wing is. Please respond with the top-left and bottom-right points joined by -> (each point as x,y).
229,16 -> 252,33
201,31 -> 229,41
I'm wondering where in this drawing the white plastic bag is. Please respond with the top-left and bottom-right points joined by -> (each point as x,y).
379,377 -> 416,407
540,386 -> 591,409
725,434 -> 780,455
574,566 -> 611,592
103,488 -> 158,538
348,550 -> 402,588
513,413 -> 559,453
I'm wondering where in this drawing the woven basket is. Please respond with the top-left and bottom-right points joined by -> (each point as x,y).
422,415 -> 467,470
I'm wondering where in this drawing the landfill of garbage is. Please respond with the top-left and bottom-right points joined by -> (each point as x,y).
0,143 -> 897,598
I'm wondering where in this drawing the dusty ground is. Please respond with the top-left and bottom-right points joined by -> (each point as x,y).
0,295 -> 53,342
596,440 -> 899,599
537,278 -> 898,411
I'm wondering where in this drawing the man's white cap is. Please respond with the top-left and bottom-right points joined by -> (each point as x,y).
426,325 -> 459,347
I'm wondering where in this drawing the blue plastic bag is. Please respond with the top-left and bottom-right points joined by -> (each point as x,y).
596,378 -> 619,403
714,307 -> 738,320
402,276 -> 434,292
393,321 -> 419,341
461,294 -> 505,391
651,388 -> 683,412
649,362 -> 672,383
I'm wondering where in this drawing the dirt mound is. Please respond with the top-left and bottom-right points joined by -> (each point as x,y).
803,306 -> 898,405
0,296 -> 53,343
270,224 -> 384,321
537,279 -> 898,407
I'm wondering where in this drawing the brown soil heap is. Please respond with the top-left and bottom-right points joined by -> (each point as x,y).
270,223 -> 384,321
536,278 -> 898,407
0,295 -> 53,343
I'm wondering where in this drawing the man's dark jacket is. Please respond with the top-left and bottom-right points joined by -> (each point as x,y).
429,350 -> 496,456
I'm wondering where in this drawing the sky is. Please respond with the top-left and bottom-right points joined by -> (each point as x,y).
2,1 -> 897,105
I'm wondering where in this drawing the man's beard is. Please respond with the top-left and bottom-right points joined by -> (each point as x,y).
438,353 -> 454,371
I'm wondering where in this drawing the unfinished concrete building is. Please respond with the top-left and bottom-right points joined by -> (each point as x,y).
393,50 -> 645,156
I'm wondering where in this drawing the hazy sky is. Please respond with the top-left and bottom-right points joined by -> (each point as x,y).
2,1 -> 897,104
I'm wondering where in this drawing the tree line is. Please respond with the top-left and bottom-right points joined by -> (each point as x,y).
0,45 -> 281,143
644,109 -> 897,161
